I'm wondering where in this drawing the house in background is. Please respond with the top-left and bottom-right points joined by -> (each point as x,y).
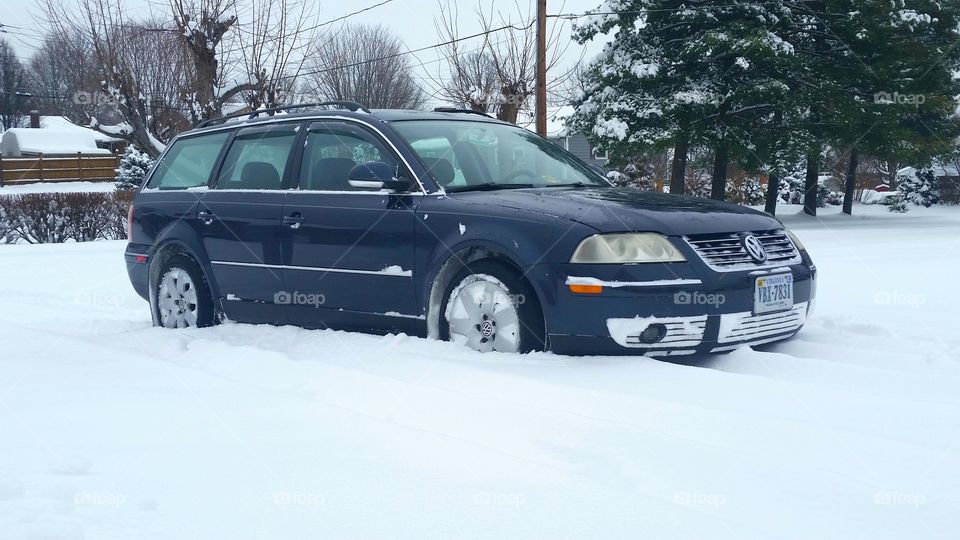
0,112 -> 123,184
0,113 -> 123,158
551,131 -> 610,171
520,106 -> 610,171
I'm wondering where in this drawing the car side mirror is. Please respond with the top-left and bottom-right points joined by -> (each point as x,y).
348,161 -> 412,192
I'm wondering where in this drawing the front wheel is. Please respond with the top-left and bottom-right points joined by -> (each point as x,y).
441,261 -> 544,353
153,255 -> 215,328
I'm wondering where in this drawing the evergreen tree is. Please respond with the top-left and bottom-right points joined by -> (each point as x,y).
787,1 -> 960,215
115,146 -> 155,192
569,1 -> 798,199
569,0 -> 960,217
896,168 -> 940,209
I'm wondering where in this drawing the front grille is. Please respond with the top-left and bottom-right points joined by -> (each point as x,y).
716,303 -> 807,345
685,230 -> 801,271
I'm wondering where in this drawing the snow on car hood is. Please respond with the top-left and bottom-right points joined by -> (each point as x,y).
470,187 -> 784,236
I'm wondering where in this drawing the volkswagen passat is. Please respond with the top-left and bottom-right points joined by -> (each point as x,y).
124,103 -> 816,356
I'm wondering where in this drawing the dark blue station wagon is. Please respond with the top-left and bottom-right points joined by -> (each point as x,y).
125,103 -> 817,356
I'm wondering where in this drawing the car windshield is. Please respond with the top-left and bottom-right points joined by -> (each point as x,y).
391,119 -> 608,191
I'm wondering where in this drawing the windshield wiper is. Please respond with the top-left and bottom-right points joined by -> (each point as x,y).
542,182 -> 595,188
446,183 -> 536,193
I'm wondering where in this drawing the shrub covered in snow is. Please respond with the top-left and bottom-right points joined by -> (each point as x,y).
824,190 -> 844,206
860,189 -> 898,205
888,195 -> 909,213
887,169 -> 941,213
684,173 -> 712,198
779,176 -> 831,207
0,192 -> 132,243
725,177 -> 765,205
115,146 -> 155,192
897,168 -> 940,207
606,163 -> 656,190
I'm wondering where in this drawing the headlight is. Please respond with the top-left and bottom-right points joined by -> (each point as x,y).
570,233 -> 686,264
785,228 -> 806,252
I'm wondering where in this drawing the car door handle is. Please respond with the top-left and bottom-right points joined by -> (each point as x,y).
197,210 -> 215,225
283,212 -> 305,229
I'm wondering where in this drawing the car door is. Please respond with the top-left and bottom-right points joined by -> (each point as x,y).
196,122 -> 301,324
282,119 -> 421,330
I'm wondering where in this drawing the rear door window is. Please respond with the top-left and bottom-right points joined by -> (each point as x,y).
216,124 -> 300,190
147,131 -> 231,189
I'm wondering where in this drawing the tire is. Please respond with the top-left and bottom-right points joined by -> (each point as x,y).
153,254 -> 216,328
440,261 -> 545,353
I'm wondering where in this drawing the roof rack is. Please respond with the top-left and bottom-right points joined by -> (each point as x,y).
197,101 -> 371,128
432,107 -> 493,118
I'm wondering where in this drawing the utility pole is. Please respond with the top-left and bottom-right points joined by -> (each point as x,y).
535,0 -> 547,137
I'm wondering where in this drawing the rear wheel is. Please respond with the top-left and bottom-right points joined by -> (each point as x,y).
153,255 -> 215,328
441,261 -> 544,353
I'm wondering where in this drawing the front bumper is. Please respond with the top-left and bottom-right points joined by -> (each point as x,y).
527,259 -> 816,356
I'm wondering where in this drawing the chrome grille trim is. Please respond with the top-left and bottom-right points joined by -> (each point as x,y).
684,230 -> 802,271
716,302 -> 807,345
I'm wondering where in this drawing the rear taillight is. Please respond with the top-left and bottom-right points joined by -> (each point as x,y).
127,203 -> 135,243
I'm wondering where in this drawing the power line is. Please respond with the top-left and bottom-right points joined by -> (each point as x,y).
129,0 -> 398,58
286,21 -> 536,82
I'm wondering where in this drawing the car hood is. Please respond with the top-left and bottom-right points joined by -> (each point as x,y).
465,187 -> 782,236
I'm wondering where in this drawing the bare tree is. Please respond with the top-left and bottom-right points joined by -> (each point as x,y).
129,20 -> 194,140
434,0 -> 574,124
41,0 -> 174,155
25,30 -> 100,121
0,39 -> 28,130
307,24 -> 426,109
433,2 -> 497,112
169,0 -> 260,123
229,0 -> 318,109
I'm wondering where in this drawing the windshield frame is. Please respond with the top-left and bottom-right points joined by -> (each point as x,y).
389,118 -> 612,193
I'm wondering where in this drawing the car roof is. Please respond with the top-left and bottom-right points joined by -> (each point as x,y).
183,108 -> 505,137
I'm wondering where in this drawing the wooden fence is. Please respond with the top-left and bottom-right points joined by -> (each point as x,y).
0,153 -> 119,186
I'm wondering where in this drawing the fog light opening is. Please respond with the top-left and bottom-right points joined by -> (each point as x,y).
638,323 -> 667,344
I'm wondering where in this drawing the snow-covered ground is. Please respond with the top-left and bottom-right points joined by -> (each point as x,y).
1,205 -> 959,539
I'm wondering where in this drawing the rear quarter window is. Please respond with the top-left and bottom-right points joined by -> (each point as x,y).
147,131 -> 231,189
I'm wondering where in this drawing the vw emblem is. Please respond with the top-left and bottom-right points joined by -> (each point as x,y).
741,234 -> 767,263
479,321 -> 495,338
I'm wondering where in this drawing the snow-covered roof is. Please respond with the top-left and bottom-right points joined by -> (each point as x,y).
39,116 -> 120,143
899,164 -> 960,178
1,128 -> 113,157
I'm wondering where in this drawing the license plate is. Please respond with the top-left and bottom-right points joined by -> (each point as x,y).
754,273 -> 794,314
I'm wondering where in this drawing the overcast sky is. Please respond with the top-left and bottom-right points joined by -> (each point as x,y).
1,0 -> 605,124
